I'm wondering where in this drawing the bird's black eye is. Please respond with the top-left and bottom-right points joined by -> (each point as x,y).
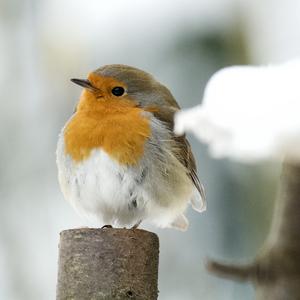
112,86 -> 125,96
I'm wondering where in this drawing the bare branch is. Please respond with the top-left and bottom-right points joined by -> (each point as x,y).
206,260 -> 256,282
207,162 -> 300,299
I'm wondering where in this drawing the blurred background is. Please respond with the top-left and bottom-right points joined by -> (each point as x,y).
0,0 -> 299,299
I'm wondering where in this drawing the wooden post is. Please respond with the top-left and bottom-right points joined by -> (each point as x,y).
56,228 -> 159,300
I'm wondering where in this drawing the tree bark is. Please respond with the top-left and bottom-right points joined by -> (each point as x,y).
56,228 -> 159,300
207,162 -> 300,300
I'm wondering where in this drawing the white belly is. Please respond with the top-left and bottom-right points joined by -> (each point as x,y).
57,145 -> 149,226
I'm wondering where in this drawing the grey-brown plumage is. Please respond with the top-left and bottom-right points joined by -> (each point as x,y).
95,64 -> 206,205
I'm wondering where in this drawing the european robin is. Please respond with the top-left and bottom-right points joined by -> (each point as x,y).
56,64 -> 206,231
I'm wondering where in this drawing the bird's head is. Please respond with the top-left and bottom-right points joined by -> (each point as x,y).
71,64 -> 176,112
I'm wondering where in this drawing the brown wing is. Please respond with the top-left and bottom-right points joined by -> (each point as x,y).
151,105 -> 205,201
174,135 -> 206,201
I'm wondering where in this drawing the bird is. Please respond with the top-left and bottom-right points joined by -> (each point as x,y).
56,64 -> 206,231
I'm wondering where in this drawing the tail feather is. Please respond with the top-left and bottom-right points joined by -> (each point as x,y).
191,189 -> 207,212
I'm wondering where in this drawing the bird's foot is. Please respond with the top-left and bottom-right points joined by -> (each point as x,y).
101,224 -> 113,229
131,220 -> 142,229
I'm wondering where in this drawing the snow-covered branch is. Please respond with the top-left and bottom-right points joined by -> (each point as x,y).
175,59 -> 300,163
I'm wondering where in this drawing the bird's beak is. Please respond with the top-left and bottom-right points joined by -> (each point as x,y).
70,78 -> 98,92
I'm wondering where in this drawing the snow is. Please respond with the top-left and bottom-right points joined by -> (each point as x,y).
175,59 -> 300,163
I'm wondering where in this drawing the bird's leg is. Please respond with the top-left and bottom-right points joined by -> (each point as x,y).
101,224 -> 113,229
131,220 -> 142,229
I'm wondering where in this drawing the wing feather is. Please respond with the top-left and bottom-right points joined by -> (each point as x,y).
150,105 -> 206,209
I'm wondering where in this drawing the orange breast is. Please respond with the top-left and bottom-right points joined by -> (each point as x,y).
64,103 -> 151,165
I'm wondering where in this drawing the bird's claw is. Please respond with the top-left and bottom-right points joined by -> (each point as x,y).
101,224 -> 113,229
131,220 -> 142,229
